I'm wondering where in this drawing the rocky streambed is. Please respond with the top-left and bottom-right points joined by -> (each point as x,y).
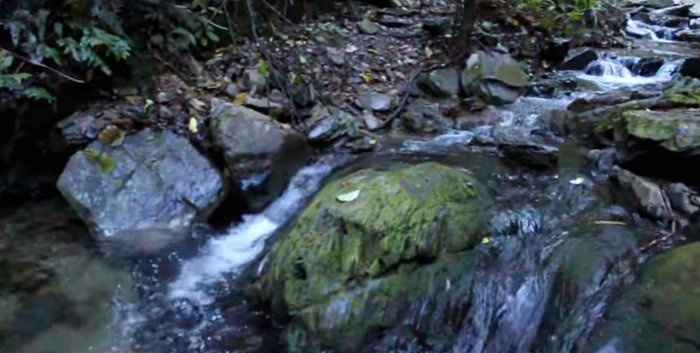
2,1 -> 700,353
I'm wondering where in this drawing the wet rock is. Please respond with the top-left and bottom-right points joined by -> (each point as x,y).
538,38 -> 570,66
586,242 -> 700,353
419,68 -> 460,97
539,223 -> 639,352
676,28 -> 700,42
257,163 -> 493,353
461,51 -> 530,105
650,4 -> 692,17
57,129 -> 225,250
614,109 -> 700,160
611,166 -> 667,220
357,18 -> 380,35
680,58 -> 700,79
560,49 -> 599,71
210,98 -> 309,211
326,47 -> 346,66
642,0 -> 676,8
667,183 -> 700,215
587,148 -> 617,174
495,128 -> 559,169
633,57 -> 665,76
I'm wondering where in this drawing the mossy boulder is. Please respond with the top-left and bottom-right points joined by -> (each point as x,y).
258,162 -> 493,352
662,77 -> 700,107
461,51 -> 530,105
586,242 -> 700,353
615,109 -> 700,156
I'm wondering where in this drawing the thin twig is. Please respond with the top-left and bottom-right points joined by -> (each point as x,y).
1,46 -> 85,83
379,51 -> 470,129
261,0 -> 295,25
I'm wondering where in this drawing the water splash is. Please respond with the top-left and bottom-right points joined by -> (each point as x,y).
169,155 -> 352,304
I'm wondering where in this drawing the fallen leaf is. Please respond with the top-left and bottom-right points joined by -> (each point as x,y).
234,92 -> 248,105
337,189 -> 360,203
188,117 -> 199,133
481,236 -> 491,245
569,177 -> 585,185
361,72 -> 372,84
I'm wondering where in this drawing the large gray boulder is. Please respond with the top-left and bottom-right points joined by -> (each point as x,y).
461,51 -> 530,105
209,98 -> 310,211
57,129 -> 225,253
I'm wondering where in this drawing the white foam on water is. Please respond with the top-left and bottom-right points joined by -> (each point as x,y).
577,57 -> 681,88
168,155 -> 348,304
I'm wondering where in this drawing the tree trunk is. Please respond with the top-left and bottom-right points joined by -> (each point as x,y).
454,0 -> 479,51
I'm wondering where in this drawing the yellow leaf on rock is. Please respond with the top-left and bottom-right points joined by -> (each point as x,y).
336,189 -> 360,203
481,237 -> 491,245
188,117 -> 199,133
234,92 -> 248,105
361,72 -> 372,84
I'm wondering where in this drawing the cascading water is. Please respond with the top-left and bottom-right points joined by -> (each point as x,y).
110,155 -> 353,353
576,55 -> 682,87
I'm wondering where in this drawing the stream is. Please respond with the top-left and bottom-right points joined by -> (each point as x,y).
1,20 -> 696,353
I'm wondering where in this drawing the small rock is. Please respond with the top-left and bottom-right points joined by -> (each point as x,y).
357,91 -> 393,112
680,58 -> 700,78
378,15 -> 414,27
209,98 -> 309,210
611,166 -> 667,220
225,83 -> 241,98
362,111 -> 383,131
326,48 -> 346,66
560,49 -> 599,71
357,19 -> 380,35
307,116 -> 340,143
420,68 -> 460,97
667,183 -> 700,215
243,68 -> 267,91
495,128 -> 559,169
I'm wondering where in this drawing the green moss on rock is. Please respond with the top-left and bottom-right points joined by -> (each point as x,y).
259,162 -> 493,352
618,110 -> 700,154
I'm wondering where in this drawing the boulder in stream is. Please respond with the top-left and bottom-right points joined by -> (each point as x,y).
209,98 -> 310,211
57,129 -> 225,254
419,68 -> 461,97
560,49 -> 599,71
256,162 -> 493,353
586,242 -> 700,353
461,51 -> 530,105
614,109 -> 700,161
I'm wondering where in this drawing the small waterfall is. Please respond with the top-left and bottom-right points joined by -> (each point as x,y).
625,18 -> 677,41
584,59 -> 633,78
169,155 -> 352,304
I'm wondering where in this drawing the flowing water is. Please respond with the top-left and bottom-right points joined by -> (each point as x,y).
0,44 -> 692,353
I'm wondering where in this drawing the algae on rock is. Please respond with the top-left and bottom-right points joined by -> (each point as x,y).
258,162 -> 494,352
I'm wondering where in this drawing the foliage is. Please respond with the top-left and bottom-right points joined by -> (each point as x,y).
0,0 -> 227,104
516,0 -> 602,35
